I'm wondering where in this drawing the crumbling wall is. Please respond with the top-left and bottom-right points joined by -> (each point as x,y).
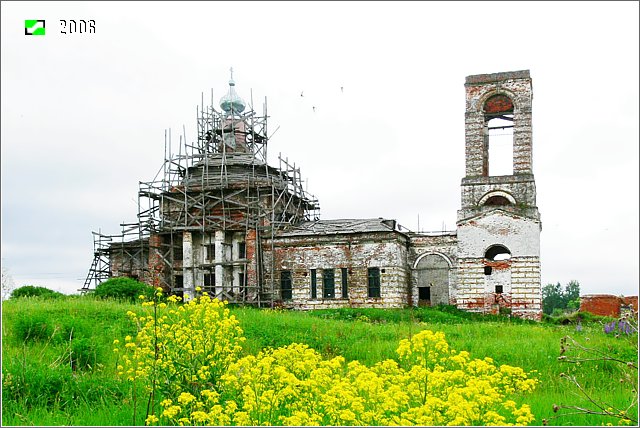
457,211 -> 541,320
265,232 -> 409,309
408,232 -> 458,306
580,294 -> 639,318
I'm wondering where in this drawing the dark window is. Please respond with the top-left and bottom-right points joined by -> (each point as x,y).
484,266 -> 493,275
174,275 -> 183,289
484,195 -> 511,206
341,268 -> 348,298
281,271 -> 292,300
238,242 -> 246,259
204,273 -> 215,294
173,275 -> 184,299
485,245 -> 511,261
495,285 -> 503,294
238,272 -> 246,297
419,286 -> 431,301
173,245 -> 183,261
205,243 -> 215,261
323,269 -> 335,299
367,267 -> 381,298
310,269 -> 317,299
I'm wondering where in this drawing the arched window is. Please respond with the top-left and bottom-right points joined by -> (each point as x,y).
485,244 -> 512,261
483,94 -> 514,176
484,195 -> 512,206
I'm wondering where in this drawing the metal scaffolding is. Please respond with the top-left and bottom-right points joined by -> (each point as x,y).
83,80 -> 320,306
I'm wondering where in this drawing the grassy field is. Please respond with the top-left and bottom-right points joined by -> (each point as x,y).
2,296 -> 637,426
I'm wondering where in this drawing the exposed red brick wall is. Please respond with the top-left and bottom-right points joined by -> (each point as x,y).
484,94 -> 514,114
147,233 -> 166,291
579,294 -> 627,317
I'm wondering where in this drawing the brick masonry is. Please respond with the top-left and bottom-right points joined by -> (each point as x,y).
580,294 -> 639,318
108,70 -> 544,320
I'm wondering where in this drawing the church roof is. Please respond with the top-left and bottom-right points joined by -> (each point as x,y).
276,218 -> 402,237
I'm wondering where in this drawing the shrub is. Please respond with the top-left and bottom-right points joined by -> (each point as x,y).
94,277 -> 154,302
11,285 -> 64,299
13,312 -> 59,342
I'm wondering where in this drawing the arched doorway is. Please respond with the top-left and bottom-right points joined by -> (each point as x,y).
415,254 -> 450,306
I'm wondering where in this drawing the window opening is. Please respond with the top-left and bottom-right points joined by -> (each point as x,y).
323,269 -> 335,299
484,94 -> 514,177
238,242 -> 246,259
281,271 -> 292,300
495,285 -> 504,294
238,272 -> 245,295
418,286 -> 431,301
484,266 -> 493,275
174,275 -> 183,289
485,245 -> 512,261
368,267 -> 381,298
204,273 -> 215,294
310,269 -> 317,299
174,245 -> 183,261
205,243 -> 215,261
484,195 -> 512,206
341,268 -> 348,298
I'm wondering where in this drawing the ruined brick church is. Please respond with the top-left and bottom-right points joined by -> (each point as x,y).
84,70 -> 542,320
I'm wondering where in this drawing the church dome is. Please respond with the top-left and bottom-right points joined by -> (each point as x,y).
219,76 -> 246,115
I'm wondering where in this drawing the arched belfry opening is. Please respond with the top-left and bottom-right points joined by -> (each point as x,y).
483,94 -> 514,176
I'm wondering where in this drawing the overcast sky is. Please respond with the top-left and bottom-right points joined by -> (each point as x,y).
2,1 -> 638,297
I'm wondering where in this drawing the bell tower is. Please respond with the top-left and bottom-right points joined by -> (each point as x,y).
456,70 -> 542,320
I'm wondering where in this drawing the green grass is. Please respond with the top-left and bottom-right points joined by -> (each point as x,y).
2,297 -> 637,426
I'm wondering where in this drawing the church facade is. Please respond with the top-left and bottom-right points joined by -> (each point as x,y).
88,70 -> 542,320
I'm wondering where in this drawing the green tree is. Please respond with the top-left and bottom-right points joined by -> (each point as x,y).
564,280 -> 580,307
542,280 -> 581,315
542,282 -> 564,315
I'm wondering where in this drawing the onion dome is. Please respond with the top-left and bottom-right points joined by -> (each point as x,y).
219,69 -> 246,115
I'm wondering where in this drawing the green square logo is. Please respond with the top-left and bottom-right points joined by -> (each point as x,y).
25,20 -> 45,36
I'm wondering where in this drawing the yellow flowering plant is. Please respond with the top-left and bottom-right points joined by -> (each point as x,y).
116,290 -> 538,426
114,289 -> 245,423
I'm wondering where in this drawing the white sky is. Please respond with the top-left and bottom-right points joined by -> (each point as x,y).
1,1 -> 638,297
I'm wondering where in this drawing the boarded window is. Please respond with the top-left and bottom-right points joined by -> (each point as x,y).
281,271 -> 292,300
323,269 -> 335,298
368,267 -> 381,298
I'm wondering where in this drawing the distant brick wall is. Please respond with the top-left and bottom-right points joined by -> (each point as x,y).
579,294 -> 638,317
